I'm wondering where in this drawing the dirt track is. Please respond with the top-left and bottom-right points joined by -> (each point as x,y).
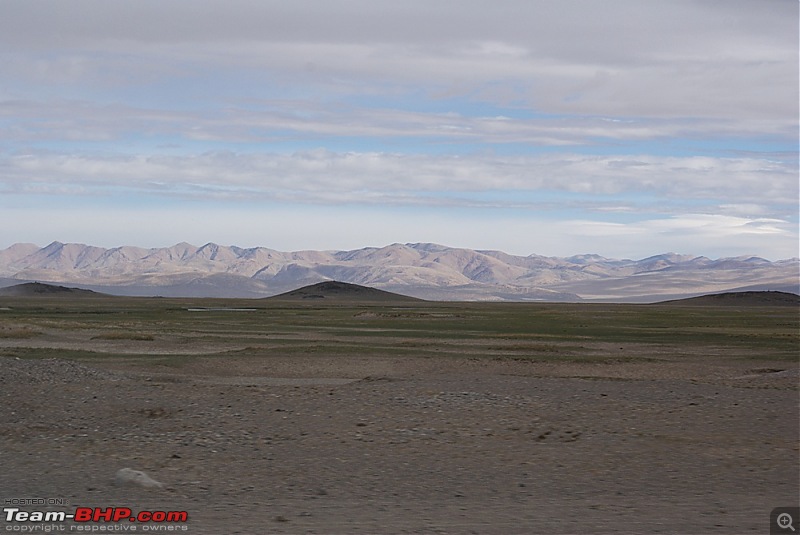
1,353 -> 797,534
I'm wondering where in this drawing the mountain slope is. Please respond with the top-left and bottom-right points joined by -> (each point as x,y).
0,241 -> 797,302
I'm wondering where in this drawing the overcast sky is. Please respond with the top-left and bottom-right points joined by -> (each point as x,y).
0,0 -> 797,259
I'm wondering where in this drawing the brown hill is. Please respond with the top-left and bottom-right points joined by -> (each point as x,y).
268,281 -> 422,302
0,282 -> 106,297
658,291 -> 800,307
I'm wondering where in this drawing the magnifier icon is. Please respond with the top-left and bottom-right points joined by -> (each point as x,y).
778,512 -> 796,531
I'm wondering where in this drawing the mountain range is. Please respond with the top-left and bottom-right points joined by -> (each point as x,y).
0,241 -> 797,302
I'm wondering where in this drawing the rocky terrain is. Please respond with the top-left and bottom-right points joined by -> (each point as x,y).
0,241 -> 797,301
1,353 -> 797,534
0,290 -> 797,533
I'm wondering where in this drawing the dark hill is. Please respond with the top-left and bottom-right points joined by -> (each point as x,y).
0,282 -> 106,297
658,291 -> 800,307
268,281 -> 422,302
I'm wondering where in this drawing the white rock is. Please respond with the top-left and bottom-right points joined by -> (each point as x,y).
114,468 -> 163,489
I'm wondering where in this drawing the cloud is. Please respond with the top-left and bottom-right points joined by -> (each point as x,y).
3,97 -> 795,151
1,1 -> 796,124
556,214 -> 799,259
1,150 -> 795,215
0,1 -> 796,260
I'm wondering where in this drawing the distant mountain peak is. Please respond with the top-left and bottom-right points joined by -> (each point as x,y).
0,242 -> 796,301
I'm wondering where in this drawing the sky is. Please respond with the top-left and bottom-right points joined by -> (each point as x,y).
0,0 -> 798,260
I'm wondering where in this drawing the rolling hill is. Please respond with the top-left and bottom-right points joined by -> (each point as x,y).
268,281 -> 422,302
658,291 -> 800,307
0,282 -> 106,297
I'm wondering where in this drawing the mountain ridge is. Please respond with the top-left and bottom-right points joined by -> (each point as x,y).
0,241 -> 797,302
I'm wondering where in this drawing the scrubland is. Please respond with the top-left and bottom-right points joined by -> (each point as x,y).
1,296 -> 797,533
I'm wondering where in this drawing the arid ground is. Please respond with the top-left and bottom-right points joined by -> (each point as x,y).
1,292 -> 798,534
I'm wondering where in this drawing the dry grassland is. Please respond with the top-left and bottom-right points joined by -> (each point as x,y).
1,296 -> 797,533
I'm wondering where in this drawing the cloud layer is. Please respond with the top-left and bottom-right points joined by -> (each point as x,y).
0,0 -> 797,258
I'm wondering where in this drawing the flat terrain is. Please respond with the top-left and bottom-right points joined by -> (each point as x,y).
0,296 -> 798,534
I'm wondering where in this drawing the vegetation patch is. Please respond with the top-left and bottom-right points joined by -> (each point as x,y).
0,347 -> 112,360
90,332 -> 155,341
0,327 -> 40,339
0,297 -> 796,369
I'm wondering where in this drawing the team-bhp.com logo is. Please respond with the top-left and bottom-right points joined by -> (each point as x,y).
4,507 -> 188,531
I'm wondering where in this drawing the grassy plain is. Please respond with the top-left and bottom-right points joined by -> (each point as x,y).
0,296 -> 797,367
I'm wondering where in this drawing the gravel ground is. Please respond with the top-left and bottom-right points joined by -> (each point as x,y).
1,355 -> 798,534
